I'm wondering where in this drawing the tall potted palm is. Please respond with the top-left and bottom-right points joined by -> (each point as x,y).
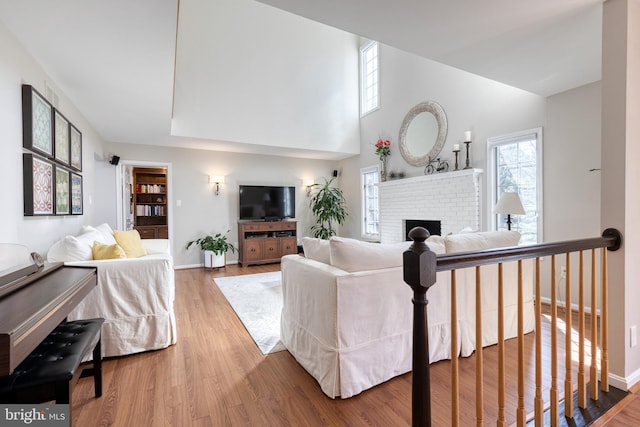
309,178 -> 348,239
186,230 -> 236,268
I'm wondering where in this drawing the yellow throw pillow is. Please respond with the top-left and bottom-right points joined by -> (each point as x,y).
113,230 -> 148,258
92,241 -> 127,260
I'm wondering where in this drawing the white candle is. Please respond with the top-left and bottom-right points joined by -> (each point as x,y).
453,144 -> 460,151
463,131 -> 471,142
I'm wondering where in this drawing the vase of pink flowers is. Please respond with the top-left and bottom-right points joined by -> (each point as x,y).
375,138 -> 391,181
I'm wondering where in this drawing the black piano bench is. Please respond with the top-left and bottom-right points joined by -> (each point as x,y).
0,318 -> 104,405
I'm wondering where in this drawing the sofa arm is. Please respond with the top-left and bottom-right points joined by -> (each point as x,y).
281,255 -> 349,346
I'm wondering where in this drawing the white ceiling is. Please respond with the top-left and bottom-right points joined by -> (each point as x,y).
258,0 -> 604,97
0,0 -> 604,158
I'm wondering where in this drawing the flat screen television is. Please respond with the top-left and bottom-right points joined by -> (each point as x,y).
239,185 -> 295,221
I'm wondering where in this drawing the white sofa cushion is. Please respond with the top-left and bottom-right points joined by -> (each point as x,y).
444,230 -> 520,253
301,237 -> 331,264
329,237 -> 409,272
328,236 -> 446,273
426,235 -> 446,253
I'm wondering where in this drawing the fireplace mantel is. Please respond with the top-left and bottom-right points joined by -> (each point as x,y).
378,169 -> 483,243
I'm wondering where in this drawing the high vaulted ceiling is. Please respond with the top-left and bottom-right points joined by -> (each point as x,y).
258,0 -> 603,97
0,0 -> 604,158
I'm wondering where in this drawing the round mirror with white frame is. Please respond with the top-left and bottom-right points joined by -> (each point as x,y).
398,101 -> 448,167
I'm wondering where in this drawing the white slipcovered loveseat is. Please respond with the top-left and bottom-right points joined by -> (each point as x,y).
280,231 -> 534,398
46,224 -> 177,358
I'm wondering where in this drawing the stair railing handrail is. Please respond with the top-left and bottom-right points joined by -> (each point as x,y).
403,227 -> 623,427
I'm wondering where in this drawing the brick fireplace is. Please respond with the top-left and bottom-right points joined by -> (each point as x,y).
378,169 -> 483,243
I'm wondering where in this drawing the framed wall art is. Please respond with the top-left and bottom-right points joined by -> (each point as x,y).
54,109 -> 70,166
70,124 -> 82,171
71,172 -> 83,215
54,166 -> 70,215
22,85 -> 53,158
23,153 -> 54,216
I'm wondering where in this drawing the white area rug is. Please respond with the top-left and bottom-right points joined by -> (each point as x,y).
214,271 -> 285,354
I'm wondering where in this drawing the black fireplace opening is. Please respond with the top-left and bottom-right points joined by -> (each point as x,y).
404,220 -> 442,241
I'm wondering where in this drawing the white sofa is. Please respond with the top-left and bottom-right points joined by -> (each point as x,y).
280,232 -> 534,399
46,224 -> 177,358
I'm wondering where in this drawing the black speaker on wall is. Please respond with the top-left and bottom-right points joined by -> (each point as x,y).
333,169 -> 338,177
109,155 -> 120,166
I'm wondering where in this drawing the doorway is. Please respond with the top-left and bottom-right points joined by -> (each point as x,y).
116,160 -> 173,250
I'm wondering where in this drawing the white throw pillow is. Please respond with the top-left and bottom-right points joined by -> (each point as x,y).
425,235 -> 447,255
301,237 -> 330,264
458,226 -> 476,233
444,230 -> 520,254
47,235 -> 93,262
81,223 -> 117,245
329,236 -> 412,272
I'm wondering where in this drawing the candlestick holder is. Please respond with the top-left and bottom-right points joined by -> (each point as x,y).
453,149 -> 460,171
463,140 -> 472,169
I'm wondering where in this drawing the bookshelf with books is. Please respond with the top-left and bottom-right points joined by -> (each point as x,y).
133,167 -> 168,239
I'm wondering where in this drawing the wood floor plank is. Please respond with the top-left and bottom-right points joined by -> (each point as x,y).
68,264 -> 637,426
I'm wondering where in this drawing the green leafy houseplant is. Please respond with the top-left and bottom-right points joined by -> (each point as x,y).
309,178 -> 348,239
186,230 -> 237,256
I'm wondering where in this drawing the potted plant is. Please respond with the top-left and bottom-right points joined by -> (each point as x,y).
309,178 -> 348,239
186,230 -> 237,268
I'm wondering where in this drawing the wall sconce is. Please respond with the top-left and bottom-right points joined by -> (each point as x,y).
304,180 -> 315,197
209,175 -> 225,196
493,192 -> 525,230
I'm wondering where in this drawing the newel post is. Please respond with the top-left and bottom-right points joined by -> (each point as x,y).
403,227 -> 438,427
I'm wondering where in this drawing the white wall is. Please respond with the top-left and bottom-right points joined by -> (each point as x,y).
541,82 -> 602,310
102,141 -> 337,267
172,0 -> 361,158
545,81 -> 602,241
601,0 -> 640,389
0,21 -> 105,256
339,43 -> 547,239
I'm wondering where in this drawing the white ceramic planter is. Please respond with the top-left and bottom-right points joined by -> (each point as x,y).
204,250 -> 225,268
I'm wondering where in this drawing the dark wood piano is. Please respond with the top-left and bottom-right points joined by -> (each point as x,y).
0,262 -> 97,376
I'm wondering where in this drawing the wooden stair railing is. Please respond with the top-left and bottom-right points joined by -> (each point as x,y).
403,227 -> 622,427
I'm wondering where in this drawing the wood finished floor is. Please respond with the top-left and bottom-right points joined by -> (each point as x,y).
69,264 -> 640,426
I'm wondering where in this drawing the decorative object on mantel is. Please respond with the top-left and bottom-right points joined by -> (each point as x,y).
398,100 -> 448,167
388,171 -> 406,180
375,138 -> 391,182
494,192 -> 525,230
424,157 -> 449,175
21,84 -> 83,216
463,131 -> 472,169
452,144 -> 461,170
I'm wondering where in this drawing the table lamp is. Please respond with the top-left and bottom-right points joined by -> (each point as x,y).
494,192 -> 525,230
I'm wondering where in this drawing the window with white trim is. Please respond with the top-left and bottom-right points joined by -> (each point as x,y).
360,41 -> 379,116
487,128 -> 543,244
361,165 -> 380,239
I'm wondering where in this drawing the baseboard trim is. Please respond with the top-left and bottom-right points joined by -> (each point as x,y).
537,296 -> 600,316
611,368 -> 640,391
174,261 -> 239,270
